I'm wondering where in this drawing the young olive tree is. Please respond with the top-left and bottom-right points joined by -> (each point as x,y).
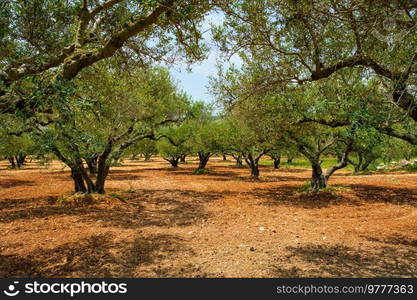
125,139 -> 158,161
191,120 -> 225,172
0,134 -> 35,169
0,115 -> 37,169
157,121 -> 194,168
289,126 -> 355,190
220,96 -> 280,178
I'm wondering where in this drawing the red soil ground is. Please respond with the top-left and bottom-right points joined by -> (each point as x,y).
0,157 -> 416,277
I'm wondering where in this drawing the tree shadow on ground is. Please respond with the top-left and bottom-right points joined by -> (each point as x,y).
107,173 -> 143,181
79,189 -> 222,228
0,189 -> 222,229
0,200 -> 101,223
116,167 -> 188,173
271,243 -> 417,277
261,166 -> 308,174
247,186 -> 355,209
349,184 -> 417,207
250,183 -> 417,209
0,233 -> 203,277
0,179 -> 36,189
366,235 -> 417,248
198,172 -> 307,183
0,196 -> 57,211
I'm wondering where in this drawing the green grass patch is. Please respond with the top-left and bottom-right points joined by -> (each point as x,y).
193,168 -> 211,175
260,157 -> 355,172
397,163 -> 417,172
297,182 -> 351,193
388,177 -> 399,183
297,182 -> 312,192
108,192 -> 127,201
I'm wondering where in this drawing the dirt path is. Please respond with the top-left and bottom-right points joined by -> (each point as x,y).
0,158 -> 416,277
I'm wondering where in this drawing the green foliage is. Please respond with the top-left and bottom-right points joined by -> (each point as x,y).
125,139 -> 157,160
0,133 -> 35,158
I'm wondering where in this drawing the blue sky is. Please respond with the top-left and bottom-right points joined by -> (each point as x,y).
169,12 -> 241,104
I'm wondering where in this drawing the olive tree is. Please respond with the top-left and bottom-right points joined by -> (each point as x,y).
1,0 -> 212,114
39,63 -> 189,194
213,0 -> 417,144
157,121 -> 194,168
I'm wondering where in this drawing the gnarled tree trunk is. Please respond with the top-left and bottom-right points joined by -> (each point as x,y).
85,155 -> 98,175
271,155 -> 281,169
7,157 -> 16,169
244,152 -> 266,178
16,154 -> 26,168
71,168 -> 87,193
197,152 -> 211,170
164,156 -> 180,168
311,161 -> 327,190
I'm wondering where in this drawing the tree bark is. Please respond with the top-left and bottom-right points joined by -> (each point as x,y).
78,161 -> 96,194
16,154 -> 26,168
85,156 -> 98,175
7,157 -> 16,169
171,159 -> 179,168
251,164 -> 260,177
197,152 -> 211,170
231,154 -> 243,167
272,155 -> 281,169
311,162 -> 327,190
322,139 -> 353,185
164,157 -> 180,168
71,168 -> 87,193
95,165 -> 110,194
180,155 -> 186,163
94,147 -> 112,194
360,156 -> 375,172
245,153 -> 261,178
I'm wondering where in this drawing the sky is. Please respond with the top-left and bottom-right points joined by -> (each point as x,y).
169,12 -> 241,104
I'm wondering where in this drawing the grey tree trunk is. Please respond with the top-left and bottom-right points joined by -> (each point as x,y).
273,156 -> 281,169
245,154 -> 261,178
311,162 -> 327,190
232,154 -> 243,167
7,157 -> 16,169
71,168 -> 87,193
197,152 -> 211,170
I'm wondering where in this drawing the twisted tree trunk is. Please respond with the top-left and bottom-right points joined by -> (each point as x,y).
244,152 -> 266,178
7,157 -> 16,169
311,161 -> 327,190
16,154 -> 26,168
164,156 -> 181,168
197,152 -> 211,170
71,168 -> 87,193
85,155 -> 98,175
